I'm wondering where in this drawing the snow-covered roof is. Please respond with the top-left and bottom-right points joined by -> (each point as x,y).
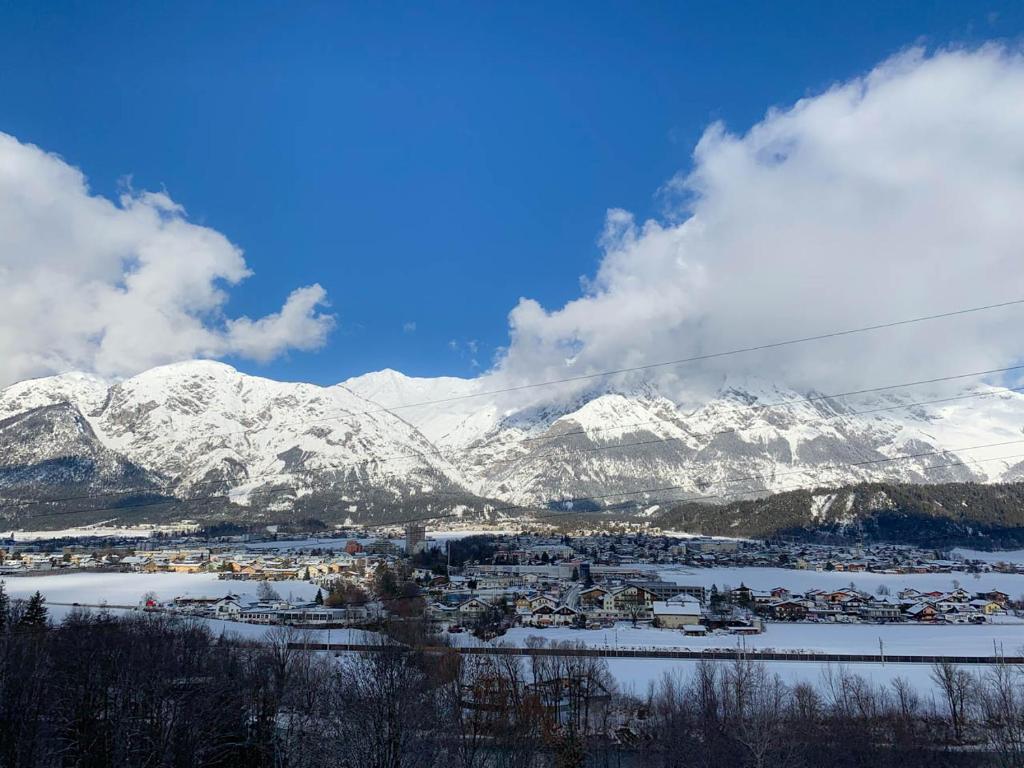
653,600 -> 701,616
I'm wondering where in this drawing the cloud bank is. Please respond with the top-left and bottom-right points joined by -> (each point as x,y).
0,133 -> 334,387
494,47 -> 1024,405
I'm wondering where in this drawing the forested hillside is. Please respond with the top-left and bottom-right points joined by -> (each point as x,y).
656,481 -> 1024,548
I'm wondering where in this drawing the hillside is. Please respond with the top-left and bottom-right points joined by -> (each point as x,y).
655,481 -> 1024,547
2,361 -> 1024,530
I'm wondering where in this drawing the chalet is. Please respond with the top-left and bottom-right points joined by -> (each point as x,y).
578,586 -> 612,611
905,603 -> 937,622
430,596 -> 495,626
651,597 -> 702,629
969,599 -> 1004,615
549,605 -> 579,627
984,590 -> 1010,607
860,600 -> 901,622
768,600 -> 808,621
528,595 -> 558,612
212,596 -> 243,617
168,561 -> 205,574
730,584 -> 753,604
121,555 -> 150,571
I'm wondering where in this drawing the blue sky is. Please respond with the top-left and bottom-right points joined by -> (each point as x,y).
1,1 -> 1022,385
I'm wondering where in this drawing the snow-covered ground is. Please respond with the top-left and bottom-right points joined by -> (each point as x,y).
7,569 -> 1024,701
2,526 -> 168,541
239,536 -> 393,552
953,548 -> 1024,565
195,620 -> 377,644
658,565 -> 1024,597
0,571 -> 320,607
489,621 -> 1024,657
604,658 -> 996,698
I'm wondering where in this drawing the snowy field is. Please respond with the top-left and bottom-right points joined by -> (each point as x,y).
5,570 -> 1023,699
490,621 -> 1024,657
658,565 -> 1024,597
953,548 -> 1024,565
0,571 -> 319,607
603,658 -> 997,698
239,536 -> 392,551
2,526 -> 176,541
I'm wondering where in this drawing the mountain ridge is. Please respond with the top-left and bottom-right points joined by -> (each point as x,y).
2,360 -> 1024,529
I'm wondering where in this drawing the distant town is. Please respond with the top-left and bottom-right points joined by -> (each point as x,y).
2,524 -> 1021,640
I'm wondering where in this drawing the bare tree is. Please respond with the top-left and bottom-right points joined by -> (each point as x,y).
258,580 -> 282,602
977,662 -> 1024,767
931,660 -> 976,742
719,658 -> 795,768
327,639 -> 440,768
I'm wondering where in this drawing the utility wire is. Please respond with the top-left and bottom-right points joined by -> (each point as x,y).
350,298 -> 1024,413
14,297 -> 1022,446
5,298 -> 1024,522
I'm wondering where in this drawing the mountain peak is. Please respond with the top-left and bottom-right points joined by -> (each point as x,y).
4,362 -> 1024,527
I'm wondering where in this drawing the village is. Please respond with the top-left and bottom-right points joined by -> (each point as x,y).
2,525 -> 1019,638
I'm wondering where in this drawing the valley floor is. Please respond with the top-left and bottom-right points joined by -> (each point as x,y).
656,564 -> 1024,596
7,568 -> 1024,698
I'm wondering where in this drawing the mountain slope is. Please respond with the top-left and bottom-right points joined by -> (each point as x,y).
0,402 -> 165,527
345,372 -> 1024,509
0,362 -> 490,526
653,481 -> 1024,548
2,361 -> 1024,529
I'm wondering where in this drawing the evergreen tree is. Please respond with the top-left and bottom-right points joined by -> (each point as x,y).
373,564 -> 399,599
314,588 -> 324,605
18,591 -> 47,629
709,583 -> 721,607
556,731 -> 586,768
0,580 -> 8,632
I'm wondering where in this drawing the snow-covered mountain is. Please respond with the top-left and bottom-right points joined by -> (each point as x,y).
346,369 -> 1024,509
3,360 -> 1024,527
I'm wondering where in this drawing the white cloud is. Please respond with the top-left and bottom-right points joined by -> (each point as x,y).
403,321 -> 417,333
492,46 -> 1024,405
0,133 -> 335,386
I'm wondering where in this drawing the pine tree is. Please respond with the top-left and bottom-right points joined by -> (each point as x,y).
0,580 -> 8,632
314,589 -> 323,605
556,731 -> 586,768
18,591 -> 48,629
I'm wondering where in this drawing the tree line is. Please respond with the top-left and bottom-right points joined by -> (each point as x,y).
1,590 -> 1024,766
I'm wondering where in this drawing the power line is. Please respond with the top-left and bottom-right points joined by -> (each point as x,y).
13,297 -> 1021,450
5,298 -> 1024,524
366,297 -> 1024,413
518,364 -> 1024,445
